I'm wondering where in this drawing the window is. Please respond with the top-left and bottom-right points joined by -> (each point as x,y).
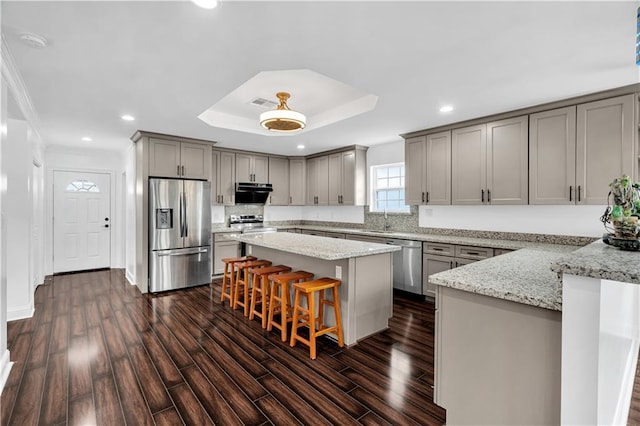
65,179 -> 101,193
370,163 -> 409,212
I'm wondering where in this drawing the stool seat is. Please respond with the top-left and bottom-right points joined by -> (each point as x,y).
248,265 -> 292,327
268,271 -> 314,342
220,256 -> 256,306
233,259 -> 271,315
290,277 -> 344,359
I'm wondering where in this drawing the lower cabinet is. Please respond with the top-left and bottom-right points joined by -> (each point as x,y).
324,231 -> 346,239
300,229 -> 326,237
212,236 -> 240,275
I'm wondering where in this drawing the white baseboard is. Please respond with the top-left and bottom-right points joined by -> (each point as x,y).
125,270 -> 136,286
7,304 -> 34,321
0,350 -> 13,394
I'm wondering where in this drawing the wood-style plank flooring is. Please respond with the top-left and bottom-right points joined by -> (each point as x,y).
1,269 -> 446,425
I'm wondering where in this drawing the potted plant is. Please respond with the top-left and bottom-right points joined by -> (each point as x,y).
605,175 -> 640,238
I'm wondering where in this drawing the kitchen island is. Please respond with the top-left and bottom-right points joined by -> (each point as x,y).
221,232 -> 400,346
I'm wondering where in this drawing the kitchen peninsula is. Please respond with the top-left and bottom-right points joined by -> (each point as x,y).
222,232 -> 400,346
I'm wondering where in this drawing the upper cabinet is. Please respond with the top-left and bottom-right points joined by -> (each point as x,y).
212,150 -> 235,205
312,147 -> 367,206
268,157 -> 290,205
289,158 -> 306,206
149,138 -> 212,180
306,156 -> 329,205
452,116 -> 528,205
236,153 -> 269,183
405,132 -> 451,206
530,94 -> 635,205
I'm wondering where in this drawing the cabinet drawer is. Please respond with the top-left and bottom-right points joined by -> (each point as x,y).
494,248 -> 514,256
214,232 -> 235,242
454,245 -> 494,260
324,231 -> 346,239
300,230 -> 326,236
424,243 -> 454,256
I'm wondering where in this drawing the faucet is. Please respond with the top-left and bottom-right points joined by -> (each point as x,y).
384,209 -> 391,231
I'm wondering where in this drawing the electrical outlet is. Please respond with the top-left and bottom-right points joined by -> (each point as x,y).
335,265 -> 342,279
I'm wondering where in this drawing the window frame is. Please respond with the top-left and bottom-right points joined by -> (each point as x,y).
369,162 -> 410,213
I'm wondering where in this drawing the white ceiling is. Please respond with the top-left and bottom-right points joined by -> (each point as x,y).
2,1 -> 638,156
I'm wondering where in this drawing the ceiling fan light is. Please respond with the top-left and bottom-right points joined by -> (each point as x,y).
259,92 -> 306,132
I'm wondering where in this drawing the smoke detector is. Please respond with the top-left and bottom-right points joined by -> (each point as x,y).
19,33 -> 48,49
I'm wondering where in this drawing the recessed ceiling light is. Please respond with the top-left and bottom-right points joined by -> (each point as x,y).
439,105 -> 454,113
191,0 -> 218,9
81,137 -> 92,142
19,32 -> 47,49
297,145 -> 305,150
121,114 -> 135,121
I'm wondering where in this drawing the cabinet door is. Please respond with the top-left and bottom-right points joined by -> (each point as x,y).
289,158 -> 306,205
405,136 -> 427,205
316,155 -> 329,205
149,138 -> 181,178
306,157 -> 317,205
218,151 -> 236,205
211,150 -> 220,205
328,153 -> 342,205
486,116 -> 528,205
423,254 -> 454,297
426,131 -> 451,205
268,157 -> 289,205
181,142 -> 211,180
253,155 -> 269,183
235,153 -> 253,182
529,106 -> 577,205
213,241 -> 240,275
452,124 -> 486,205
341,151 -> 356,205
576,94 -> 635,205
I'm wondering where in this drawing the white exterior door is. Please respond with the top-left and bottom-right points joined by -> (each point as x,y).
53,171 -> 111,273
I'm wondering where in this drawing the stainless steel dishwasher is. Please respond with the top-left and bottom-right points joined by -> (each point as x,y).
385,238 -> 423,295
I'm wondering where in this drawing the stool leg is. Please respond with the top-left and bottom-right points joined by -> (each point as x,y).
261,275 -> 270,328
280,281 -> 290,342
232,267 -> 241,310
220,262 -> 229,303
290,289 -> 301,348
308,291 -> 317,359
317,289 -> 325,329
267,281 -> 279,332
249,272 -> 260,320
333,286 -> 344,347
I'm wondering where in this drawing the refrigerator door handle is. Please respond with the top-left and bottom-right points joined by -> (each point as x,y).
157,248 -> 209,256
182,191 -> 188,237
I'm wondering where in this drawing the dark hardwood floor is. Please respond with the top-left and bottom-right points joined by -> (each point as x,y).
1,269 -> 446,425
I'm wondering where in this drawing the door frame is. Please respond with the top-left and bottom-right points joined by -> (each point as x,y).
46,167 -> 115,275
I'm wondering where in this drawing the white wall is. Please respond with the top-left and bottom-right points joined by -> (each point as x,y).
45,146 -> 127,276
124,144 -> 136,284
0,72 -> 10,391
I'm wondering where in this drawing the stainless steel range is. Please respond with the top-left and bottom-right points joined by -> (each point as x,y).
229,214 -> 277,234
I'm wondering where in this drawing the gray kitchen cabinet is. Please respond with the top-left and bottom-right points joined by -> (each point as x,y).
405,136 -> 427,205
236,153 -> 269,183
324,231 -> 346,239
405,132 -> 451,206
212,150 -> 235,205
576,94 -> 635,205
288,158 -> 306,205
452,116 -> 527,205
306,156 -> 329,205
328,148 -> 367,206
346,234 -> 386,244
268,157 -> 289,205
149,138 -> 211,180
300,229 -> 326,236
213,238 -> 240,275
529,106 -> 577,205
423,253 -> 453,297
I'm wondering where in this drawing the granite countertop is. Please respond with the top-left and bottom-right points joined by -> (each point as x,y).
220,232 -> 401,261
551,239 -> 640,285
429,245 -> 579,311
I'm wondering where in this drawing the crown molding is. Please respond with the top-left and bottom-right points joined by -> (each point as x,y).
1,34 -> 44,148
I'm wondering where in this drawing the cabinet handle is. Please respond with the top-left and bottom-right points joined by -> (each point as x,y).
569,185 -> 573,202
481,189 -> 485,203
467,252 -> 480,256
487,189 -> 491,203
221,195 -> 224,203
449,261 -> 454,268
289,196 -> 292,204
422,192 -> 425,203
182,165 -> 185,176
426,192 -> 430,203
177,165 -> 180,176
433,247 -> 443,251
269,196 -> 272,204
578,185 -> 582,202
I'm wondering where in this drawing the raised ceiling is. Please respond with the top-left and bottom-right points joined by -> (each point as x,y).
1,1 -> 638,155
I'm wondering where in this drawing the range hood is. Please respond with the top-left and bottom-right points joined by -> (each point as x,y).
235,182 -> 273,204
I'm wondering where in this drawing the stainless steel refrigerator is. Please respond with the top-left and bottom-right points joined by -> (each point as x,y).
149,178 -> 211,293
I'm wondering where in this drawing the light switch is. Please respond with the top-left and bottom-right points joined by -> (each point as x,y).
335,265 -> 342,279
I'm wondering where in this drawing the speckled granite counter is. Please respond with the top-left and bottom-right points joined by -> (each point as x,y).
429,245 -> 579,311
551,239 -> 640,284
221,232 -> 400,260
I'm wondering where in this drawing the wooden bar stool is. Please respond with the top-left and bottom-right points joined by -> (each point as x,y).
220,256 -> 256,306
233,259 -> 271,316
248,265 -> 292,328
290,277 -> 344,359
267,271 -> 314,341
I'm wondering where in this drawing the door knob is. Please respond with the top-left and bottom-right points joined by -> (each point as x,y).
104,224 -> 109,228
105,218 -> 109,221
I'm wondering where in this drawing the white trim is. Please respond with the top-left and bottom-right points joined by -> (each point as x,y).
126,269 -> 136,286
0,350 -> 13,394
7,304 -> 34,321
369,162 -> 410,213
